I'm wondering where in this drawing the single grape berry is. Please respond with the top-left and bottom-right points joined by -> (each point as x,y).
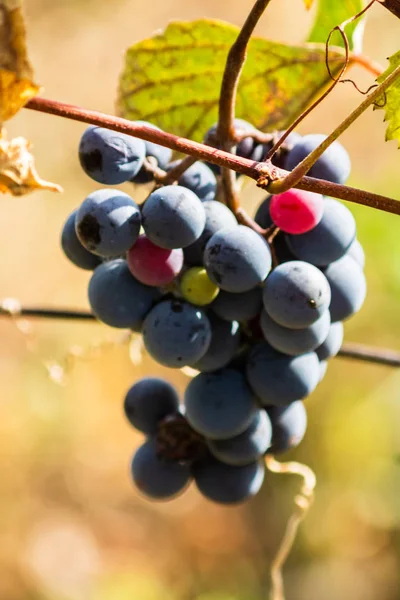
79,125 -> 145,184
190,314 -> 241,372
193,455 -> 265,504
127,235 -> 183,287
75,189 -> 141,257
61,210 -> 101,270
184,200 -> 237,266
315,321 -> 344,361
142,299 -> 212,368
211,287 -> 263,322
260,309 -> 331,357
286,198 -> 356,266
184,368 -> 257,440
88,259 -> 161,329
207,409 -> 272,466
172,160 -> 217,202
180,267 -> 220,306
246,343 -> 320,406
285,134 -> 351,184
131,439 -> 191,500
142,185 -> 206,249
263,261 -> 331,328
124,377 -> 180,435
323,255 -> 366,322
266,401 -> 307,454
254,195 -> 273,229
269,189 -> 324,234
204,225 -> 272,293
319,360 -> 328,381
346,238 -> 365,269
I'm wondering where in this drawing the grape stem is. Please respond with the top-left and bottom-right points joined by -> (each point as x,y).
25,97 -> 400,216
336,342 -> 400,366
217,0 -> 273,221
217,0 -> 273,144
0,304 -> 400,367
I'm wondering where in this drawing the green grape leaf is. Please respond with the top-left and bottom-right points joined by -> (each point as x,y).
307,0 -> 366,53
374,51 -> 400,147
117,19 -> 346,142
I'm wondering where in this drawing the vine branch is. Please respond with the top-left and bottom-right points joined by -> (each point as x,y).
217,0 -> 273,144
25,97 -> 257,176
294,175 -> 399,213
0,304 -> 399,367
24,97 -> 400,216
0,306 -> 96,320
217,0 -> 272,221
337,342 -> 400,367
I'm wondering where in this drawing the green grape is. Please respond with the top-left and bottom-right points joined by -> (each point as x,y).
181,267 -> 220,306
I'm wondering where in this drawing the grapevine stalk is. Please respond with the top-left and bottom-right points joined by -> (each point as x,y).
217,0 -> 273,142
0,304 -> 399,367
217,0 -> 273,219
25,98 -> 400,216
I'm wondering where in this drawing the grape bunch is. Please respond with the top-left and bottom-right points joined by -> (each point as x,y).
60,120 -> 366,504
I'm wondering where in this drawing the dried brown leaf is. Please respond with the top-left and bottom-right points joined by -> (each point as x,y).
0,129 -> 62,195
0,0 -> 40,122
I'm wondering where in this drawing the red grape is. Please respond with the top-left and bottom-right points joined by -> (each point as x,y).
127,235 -> 183,286
270,190 -> 324,234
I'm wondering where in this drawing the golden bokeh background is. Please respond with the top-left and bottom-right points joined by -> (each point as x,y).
2,1 -> 400,599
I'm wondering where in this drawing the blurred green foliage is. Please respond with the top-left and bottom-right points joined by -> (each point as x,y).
307,0 -> 365,51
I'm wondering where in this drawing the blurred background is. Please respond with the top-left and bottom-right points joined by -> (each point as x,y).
2,1 -> 400,599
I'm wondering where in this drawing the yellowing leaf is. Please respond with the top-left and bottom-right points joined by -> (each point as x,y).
308,0 -> 366,53
374,51 -> 400,147
0,0 -> 40,122
304,0 -> 316,8
0,70 -> 39,122
0,130 -> 62,195
117,19 -> 346,142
